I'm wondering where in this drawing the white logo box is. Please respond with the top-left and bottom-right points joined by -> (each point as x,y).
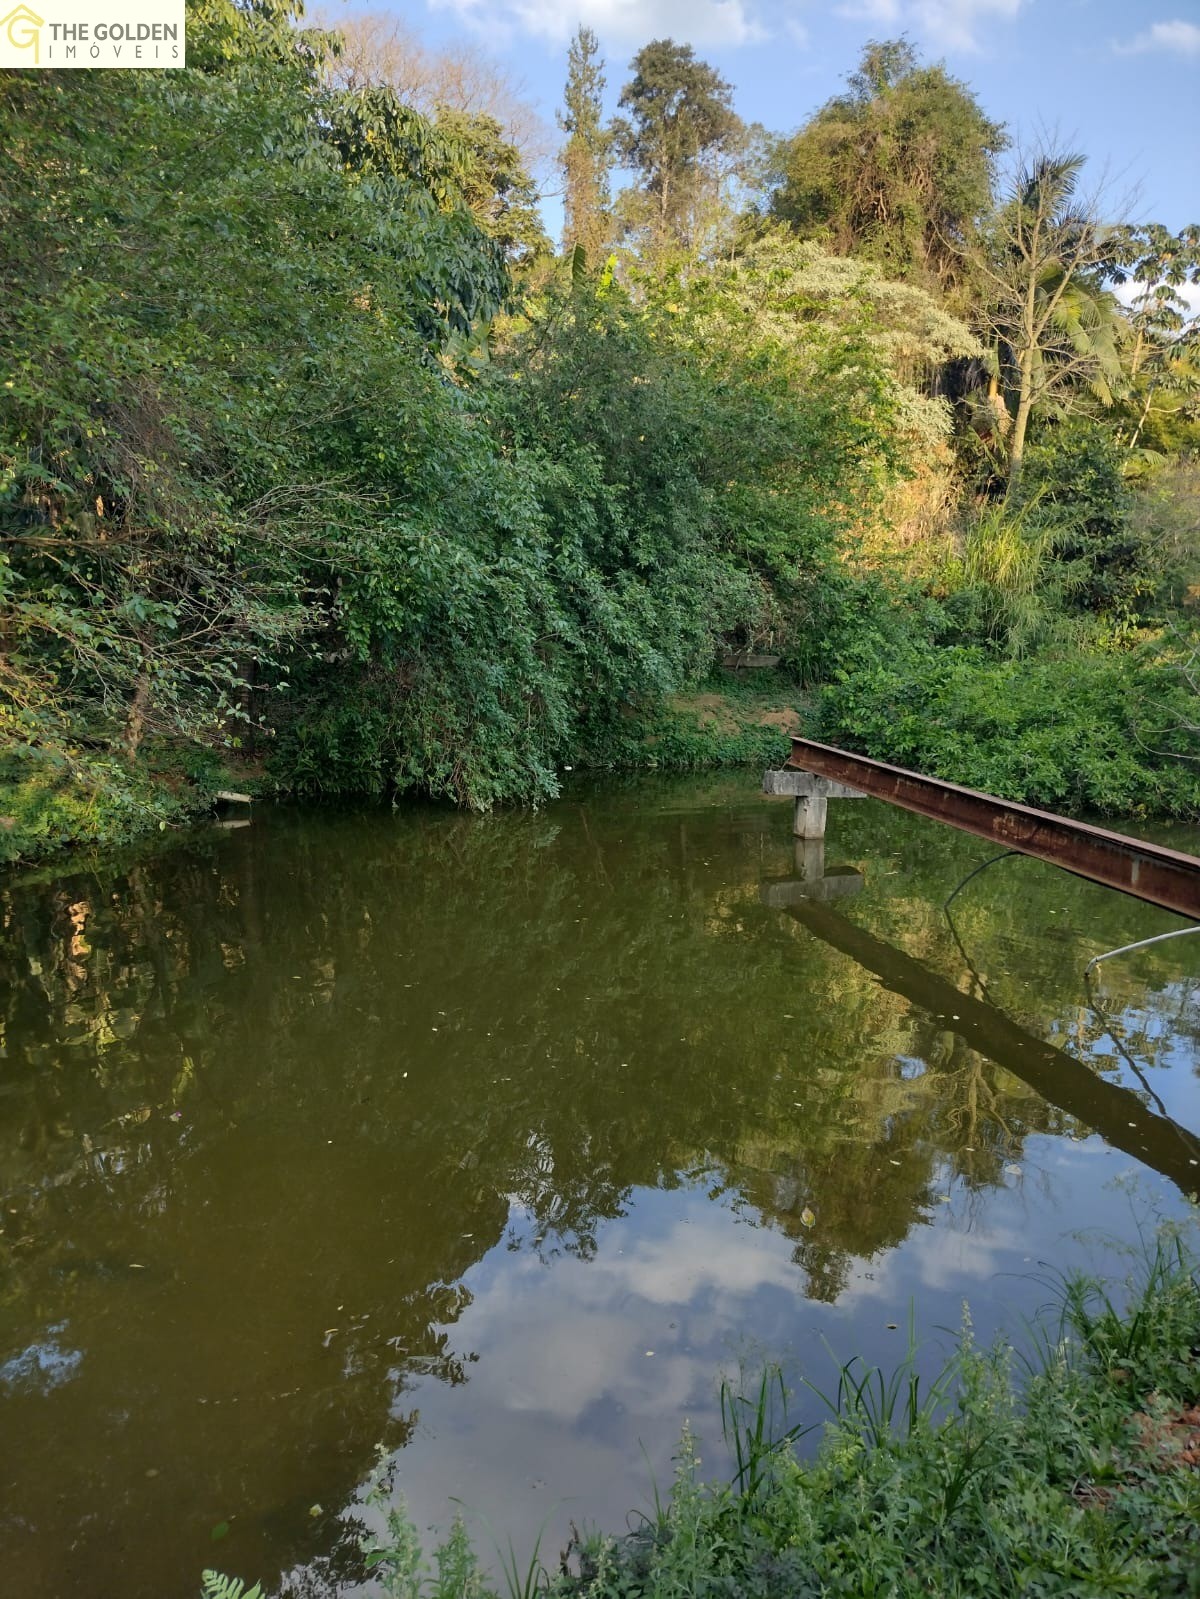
0,0 -> 185,67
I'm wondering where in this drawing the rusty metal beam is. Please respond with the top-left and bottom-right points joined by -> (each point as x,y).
787,737 -> 1200,920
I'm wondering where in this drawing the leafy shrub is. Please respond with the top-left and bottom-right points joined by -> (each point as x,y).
819,635 -> 1200,817
1019,423 -> 1155,620
0,748 -> 187,865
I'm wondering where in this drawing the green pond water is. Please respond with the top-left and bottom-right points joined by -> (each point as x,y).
1,775 -> 1198,1597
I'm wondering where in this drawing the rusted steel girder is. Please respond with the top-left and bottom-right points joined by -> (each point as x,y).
787,737 -> 1200,920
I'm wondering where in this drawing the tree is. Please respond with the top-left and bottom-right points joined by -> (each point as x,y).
557,26 -> 614,263
433,108 -> 550,265
0,0 -> 529,837
1111,223 -> 1200,452
614,39 -> 742,252
318,12 -> 548,265
316,8 -> 545,166
973,149 -> 1127,482
769,38 -> 1005,302
320,84 -> 510,333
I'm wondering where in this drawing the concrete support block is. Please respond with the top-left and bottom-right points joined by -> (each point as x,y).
764,768 -> 865,841
763,769 -> 820,797
762,769 -> 864,800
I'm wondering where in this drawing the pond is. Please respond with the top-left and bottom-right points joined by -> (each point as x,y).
1,775 -> 1198,1597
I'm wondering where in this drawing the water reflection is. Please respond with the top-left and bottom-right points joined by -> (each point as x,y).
771,880 -> 1200,1192
0,1323 -> 83,1393
0,777 -> 1197,1596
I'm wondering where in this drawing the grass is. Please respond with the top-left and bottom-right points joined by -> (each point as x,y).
617,669 -> 811,775
205,1218 -> 1200,1598
720,1364 -> 812,1502
804,1301 -> 963,1453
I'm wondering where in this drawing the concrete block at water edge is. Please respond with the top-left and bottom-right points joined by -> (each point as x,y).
761,770 -> 864,799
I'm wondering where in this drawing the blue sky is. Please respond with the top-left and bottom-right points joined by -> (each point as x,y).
369,0 -> 1199,234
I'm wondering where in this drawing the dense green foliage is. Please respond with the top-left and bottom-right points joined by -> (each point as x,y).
0,4 -> 907,858
822,638 -> 1200,816
817,424 -> 1200,813
768,38 -> 1006,302
1,12 -> 1198,863
209,1222 -> 1200,1597
1,0 -> 521,838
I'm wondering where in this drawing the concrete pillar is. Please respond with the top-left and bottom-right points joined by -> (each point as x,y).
793,790 -> 827,840
795,838 -> 826,879
762,768 -> 864,843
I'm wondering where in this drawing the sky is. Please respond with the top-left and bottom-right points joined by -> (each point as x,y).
351,0 -> 1200,239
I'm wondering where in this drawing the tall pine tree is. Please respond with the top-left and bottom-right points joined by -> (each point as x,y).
557,26 -> 613,262
614,39 -> 741,253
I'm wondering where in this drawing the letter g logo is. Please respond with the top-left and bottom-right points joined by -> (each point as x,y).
0,5 -> 45,64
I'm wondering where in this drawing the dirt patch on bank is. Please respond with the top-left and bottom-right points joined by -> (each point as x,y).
669,694 -> 802,734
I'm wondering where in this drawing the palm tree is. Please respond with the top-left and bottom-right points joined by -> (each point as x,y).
1114,225 -> 1200,452
974,151 -> 1125,484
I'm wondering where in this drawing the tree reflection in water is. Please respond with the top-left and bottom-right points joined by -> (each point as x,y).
0,777 -> 1196,1596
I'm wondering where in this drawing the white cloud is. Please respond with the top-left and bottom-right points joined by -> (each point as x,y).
1115,18 -> 1200,57
597,1215 -> 805,1306
429,0 -> 1027,54
837,1214 -> 1031,1302
429,0 -> 766,49
833,0 -> 1023,54
434,1207 -> 804,1429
